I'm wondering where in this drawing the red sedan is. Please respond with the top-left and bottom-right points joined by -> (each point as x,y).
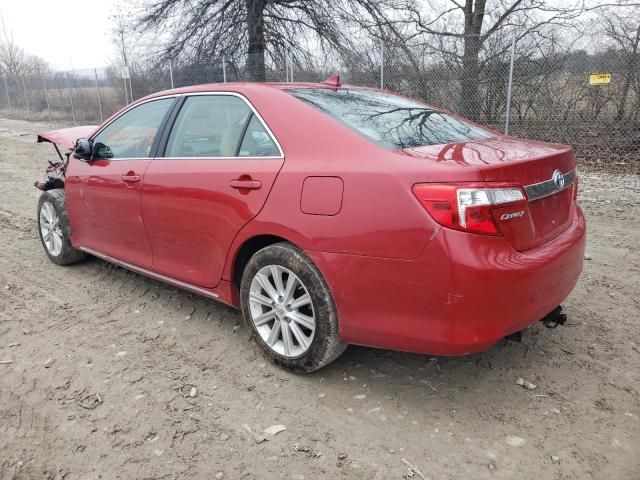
35,77 -> 585,372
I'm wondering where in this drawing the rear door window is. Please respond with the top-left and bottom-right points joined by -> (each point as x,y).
289,88 -> 493,149
164,95 -> 282,158
165,95 -> 251,157
238,115 -> 281,157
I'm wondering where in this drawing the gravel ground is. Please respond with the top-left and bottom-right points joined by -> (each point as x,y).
0,117 -> 638,480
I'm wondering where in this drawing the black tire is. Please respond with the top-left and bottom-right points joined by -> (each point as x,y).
240,243 -> 347,373
37,189 -> 87,266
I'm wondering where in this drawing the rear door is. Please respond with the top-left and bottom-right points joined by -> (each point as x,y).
141,93 -> 284,287
66,97 -> 176,267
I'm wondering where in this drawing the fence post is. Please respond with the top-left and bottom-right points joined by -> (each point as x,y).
287,51 -> 293,83
41,72 -> 52,122
21,75 -> 31,121
169,60 -> 175,88
3,76 -> 10,108
222,56 -> 227,83
66,72 -> 77,125
123,76 -> 129,104
127,66 -> 134,101
94,69 -> 104,123
380,41 -> 384,89
504,30 -> 517,135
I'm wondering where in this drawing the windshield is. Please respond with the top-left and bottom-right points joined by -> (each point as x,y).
289,88 -> 493,149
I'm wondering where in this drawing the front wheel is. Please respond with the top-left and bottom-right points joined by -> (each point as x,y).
240,243 -> 346,373
37,189 -> 87,266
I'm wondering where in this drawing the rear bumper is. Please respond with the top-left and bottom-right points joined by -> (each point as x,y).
306,205 -> 586,356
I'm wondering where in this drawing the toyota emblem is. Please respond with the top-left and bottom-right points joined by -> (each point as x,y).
552,170 -> 565,190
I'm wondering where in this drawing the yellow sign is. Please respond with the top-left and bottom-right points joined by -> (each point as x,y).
589,72 -> 611,85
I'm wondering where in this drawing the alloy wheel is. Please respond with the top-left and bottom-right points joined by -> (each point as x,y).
248,265 -> 316,358
40,201 -> 63,256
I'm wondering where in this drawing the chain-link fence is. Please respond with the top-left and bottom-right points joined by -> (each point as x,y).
1,42 -> 638,163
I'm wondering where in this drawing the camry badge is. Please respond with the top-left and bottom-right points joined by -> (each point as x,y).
552,170 -> 565,190
500,210 -> 525,221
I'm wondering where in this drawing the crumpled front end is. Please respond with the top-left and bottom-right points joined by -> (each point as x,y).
37,125 -> 97,149
35,125 -> 97,191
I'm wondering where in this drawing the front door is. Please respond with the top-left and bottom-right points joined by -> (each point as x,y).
66,97 -> 176,268
141,94 -> 284,287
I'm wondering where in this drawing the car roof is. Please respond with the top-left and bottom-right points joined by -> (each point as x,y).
137,81 -> 446,122
144,81 -> 371,100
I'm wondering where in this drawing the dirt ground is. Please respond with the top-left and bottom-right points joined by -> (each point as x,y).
0,117 -> 638,480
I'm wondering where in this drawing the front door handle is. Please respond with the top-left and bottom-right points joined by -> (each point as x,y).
122,174 -> 141,183
230,179 -> 262,190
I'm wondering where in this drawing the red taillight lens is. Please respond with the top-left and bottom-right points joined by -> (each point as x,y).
573,170 -> 579,201
463,204 -> 497,234
412,183 -> 526,235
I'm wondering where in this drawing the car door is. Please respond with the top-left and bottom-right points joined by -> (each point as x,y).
141,93 -> 284,287
65,97 -> 176,268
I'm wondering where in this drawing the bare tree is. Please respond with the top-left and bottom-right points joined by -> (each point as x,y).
111,8 -> 137,103
135,0 -> 399,81
353,0 -> 585,119
599,6 -> 639,121
0,16 -> 48,76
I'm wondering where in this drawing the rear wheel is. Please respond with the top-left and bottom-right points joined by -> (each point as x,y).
240,243 -> 346,373
37,189 -> 87,266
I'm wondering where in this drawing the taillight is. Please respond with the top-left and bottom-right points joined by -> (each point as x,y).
412,183 -> 526,235
573,170 -> 579,201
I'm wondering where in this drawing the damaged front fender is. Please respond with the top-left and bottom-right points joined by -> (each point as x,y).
35,125 -> 97,191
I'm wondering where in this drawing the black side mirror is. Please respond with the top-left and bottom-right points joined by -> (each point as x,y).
92,142 -> 114,159
74,138 -> 93,160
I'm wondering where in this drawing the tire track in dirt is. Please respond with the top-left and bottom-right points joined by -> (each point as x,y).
0,208 -> 393,478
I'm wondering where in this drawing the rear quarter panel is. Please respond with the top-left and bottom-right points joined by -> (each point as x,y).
222,86 -> 486,281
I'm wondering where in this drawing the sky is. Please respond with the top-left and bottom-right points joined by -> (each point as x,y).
0,0 -> 119,70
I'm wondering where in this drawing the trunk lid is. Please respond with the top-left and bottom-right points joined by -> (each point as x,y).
404,135 -> 577,251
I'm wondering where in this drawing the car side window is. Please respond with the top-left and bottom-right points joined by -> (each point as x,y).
92,98 -> 174,159
238,115 -> 281,157
165,96 -> 252,157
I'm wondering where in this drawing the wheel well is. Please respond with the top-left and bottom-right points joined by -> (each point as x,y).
231,235 -> 290,288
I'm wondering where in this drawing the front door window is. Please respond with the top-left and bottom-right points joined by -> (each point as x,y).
92,98 -> 175,159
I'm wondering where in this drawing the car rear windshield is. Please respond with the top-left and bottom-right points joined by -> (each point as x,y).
289,88 -> 493,149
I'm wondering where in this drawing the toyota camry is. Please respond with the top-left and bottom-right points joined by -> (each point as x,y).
35,75 -> 586,372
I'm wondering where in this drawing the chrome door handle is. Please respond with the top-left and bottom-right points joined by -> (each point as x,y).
230,179 -> 262,190
122,174 -> 141,183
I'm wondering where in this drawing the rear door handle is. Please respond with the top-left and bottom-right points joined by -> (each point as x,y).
122,174 -> 141,183
230,179 -> 262,190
